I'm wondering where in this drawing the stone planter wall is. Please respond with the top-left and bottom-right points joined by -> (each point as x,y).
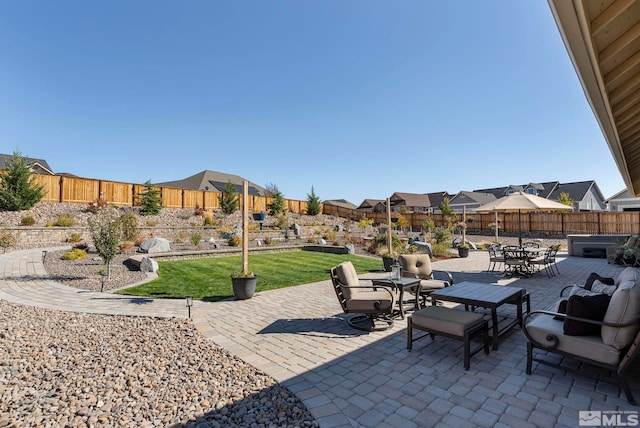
0,225 -> 353,251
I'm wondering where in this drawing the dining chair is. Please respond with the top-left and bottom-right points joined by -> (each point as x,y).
487,243 -> 504,272
547,245 -> 561,276
503,247 -> 531,276
528,246 -> 554,277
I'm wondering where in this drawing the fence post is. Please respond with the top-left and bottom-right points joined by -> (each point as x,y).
58,176 -> 64,203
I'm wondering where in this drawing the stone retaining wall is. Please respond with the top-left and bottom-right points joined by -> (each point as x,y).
0,225 -> 347,251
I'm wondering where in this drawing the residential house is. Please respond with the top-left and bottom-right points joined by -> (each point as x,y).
0,154 -> 54,175
449,191 -> 497,213
546,181 -> 605,211
356,199 -> 387,213
474,180 -> 606,211
604,189 -> 640,212
388,192 -> 431,213
475,182 -> 561,199
424,192 -> 450,213
323,199 -> 357,211
154,170 -> 266,196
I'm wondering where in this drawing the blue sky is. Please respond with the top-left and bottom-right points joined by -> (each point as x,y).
0,1 -> 625,204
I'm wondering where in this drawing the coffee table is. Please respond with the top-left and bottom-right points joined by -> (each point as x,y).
430,281 -> 525,350
371,277 -> 421,319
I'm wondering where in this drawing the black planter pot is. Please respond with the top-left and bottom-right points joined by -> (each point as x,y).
232,276 -> 257,300
382,257 -> 394,272
458,247 -> 469,258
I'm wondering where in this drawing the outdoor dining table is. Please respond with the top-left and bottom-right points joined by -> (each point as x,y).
502,246 -> 546,276
430,281 -> 526,350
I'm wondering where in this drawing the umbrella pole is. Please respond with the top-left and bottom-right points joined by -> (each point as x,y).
518,209 -> 522,247
494,211 -> 499,243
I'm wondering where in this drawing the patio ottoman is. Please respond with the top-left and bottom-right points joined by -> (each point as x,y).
407,306 -> 489,369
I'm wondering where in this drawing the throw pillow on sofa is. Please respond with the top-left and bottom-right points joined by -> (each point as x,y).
584,272 -> 615,290
564,294 -> 611,336
569,281 -> 617,298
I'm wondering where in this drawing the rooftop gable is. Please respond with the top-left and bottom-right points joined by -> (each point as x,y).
0,154 -> 54,175
389,192 -> 431,208
154,170 -> 266,196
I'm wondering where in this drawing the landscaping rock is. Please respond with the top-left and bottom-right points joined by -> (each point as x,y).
139,237 -> 171,253
140,257 -> 158,273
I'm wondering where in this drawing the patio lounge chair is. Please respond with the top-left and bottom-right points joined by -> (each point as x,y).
330,261 -> 396,331
523,267 -> 640,404
398,254 -> 453,308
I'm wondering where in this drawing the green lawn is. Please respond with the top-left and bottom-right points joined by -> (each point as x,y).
115,250 -> 383,301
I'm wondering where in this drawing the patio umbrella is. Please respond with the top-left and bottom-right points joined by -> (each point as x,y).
474,192 -> 573,246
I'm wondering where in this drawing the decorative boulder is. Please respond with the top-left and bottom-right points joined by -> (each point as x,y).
345,244 -> 355,254
139,237 -> 171,253
140,257 -> 158,273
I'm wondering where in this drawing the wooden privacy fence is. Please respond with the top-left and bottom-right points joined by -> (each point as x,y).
34,174 -> 309,214
322,204 -> 640,237
30,174 -> 640,236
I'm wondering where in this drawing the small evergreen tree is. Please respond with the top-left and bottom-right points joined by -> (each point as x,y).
439,196 -> 457,230
87,207 -> 121,283
268,190 -> 286,216
306,186 -> 321,216
558,192 -> 574,208
0,150 -> 45,211
219,181 -> 239,214
439,197 -> 454,215
136,180 -> 162,216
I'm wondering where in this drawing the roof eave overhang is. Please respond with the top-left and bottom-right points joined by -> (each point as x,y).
548,0 -> 637,195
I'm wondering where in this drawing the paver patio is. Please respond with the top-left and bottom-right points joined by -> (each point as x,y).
1,247 -> 638,427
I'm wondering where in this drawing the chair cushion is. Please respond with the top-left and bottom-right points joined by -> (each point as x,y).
345,290 -> 393,312
411,307 -> 484,337
399,254 -> 433,280
525,314 -> 620,365
563,294 -> 611,336
602,267 -> 640,349
335,262 -> 361,299
418,279 -> 449,292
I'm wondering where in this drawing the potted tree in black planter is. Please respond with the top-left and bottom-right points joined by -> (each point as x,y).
457,242 -> 470,258
382,253 -> 395,272
231,179 -> 257,300
231,270 -> 257,300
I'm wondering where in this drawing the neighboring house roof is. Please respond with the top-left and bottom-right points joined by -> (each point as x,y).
450,191 -> 497,206
323,199 -> 357,210
357,199 -> 385,210
154,170 -> 266,196
389,192 -> 431,209
547,180 -> 605,204
0,154 -> 54,175
424,192 -> 450,210
605,189 -> 632,203
474,182 -> 560,199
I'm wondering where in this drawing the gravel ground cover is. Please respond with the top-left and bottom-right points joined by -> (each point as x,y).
0,301 -> 317,428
